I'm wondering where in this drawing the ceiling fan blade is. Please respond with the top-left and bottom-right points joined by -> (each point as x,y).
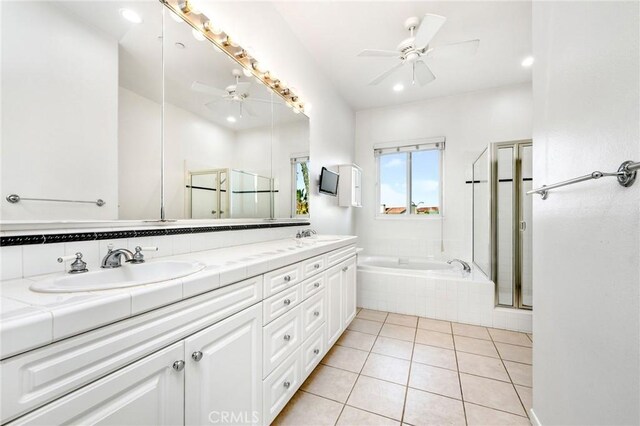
414,14 -> 447,48
234,82 -> 251,95
414,60 -> 436,86
191,81 -> 226,96
357,49 -> 400,58
368,61 -> 405,86
426,39 -> 479,59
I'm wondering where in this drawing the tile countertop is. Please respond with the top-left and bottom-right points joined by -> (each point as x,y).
0,235 -> 357,359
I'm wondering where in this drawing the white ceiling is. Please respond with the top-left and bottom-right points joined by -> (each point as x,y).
273,1 -> 532,110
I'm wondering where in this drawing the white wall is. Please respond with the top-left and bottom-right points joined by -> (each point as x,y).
1,1 -> 118,220
532,2 -> 639,424
196,1 -> 356,235
355,83 -> 532,260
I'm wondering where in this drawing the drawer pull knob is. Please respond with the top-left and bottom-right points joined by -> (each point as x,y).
283,381 -> 291,388
284,275 -> 292,282
314,264 -> 320,269
284,298 -> 291,306
284,334 -> 292,341
313,282 -> 320,288
342,266 -> 348,272
191,351 -> 203,362
172,360 -> 185,371
313,311 -> 320,317
313,348 -> 320,355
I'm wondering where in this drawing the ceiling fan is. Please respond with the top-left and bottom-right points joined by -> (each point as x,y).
357,14 -> 479,86
191,69 -> 270,118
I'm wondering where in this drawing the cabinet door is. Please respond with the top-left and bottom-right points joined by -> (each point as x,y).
8,343 -> 185,426
342,257 -> 357,327
326,265 -> 344,346
184,304 -> 262,426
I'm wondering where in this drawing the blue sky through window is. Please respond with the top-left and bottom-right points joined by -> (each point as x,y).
379,150 -> 440,211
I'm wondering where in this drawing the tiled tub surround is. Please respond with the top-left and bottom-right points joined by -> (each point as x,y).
0,221 -> 310,281
357,257 -> 532,333
0,233 -> 355,359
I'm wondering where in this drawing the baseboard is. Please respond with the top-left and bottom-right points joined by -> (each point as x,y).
530,408 -> 542,426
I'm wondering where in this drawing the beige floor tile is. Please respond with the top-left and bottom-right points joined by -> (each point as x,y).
409,362 -> 461,399
452,323 -> 491,340
457,352 -> 510,382
495,342 -> 532,364
361,353 -> 411,385
415,329 -> 455,349
516,385 -> 532,414
337,330 -> 377,351
489,328 -> 533,347
348,318 -> 384,335
504,361 -> 532,387
321,345 -> 369,373
418,317 -> 452,334
460,373 -> 525,416
346,375 -> 407,421
464,402 -> 530,426
403,388 -> 466,426
301,364 -> 358,403
337,406 -> 400,426
454,335 -> 499,358
379,323 -> 416,342
273,391 -> 343,426
357,309 -> 389,322
386,313 -> 418,328
372,336 -> 414,360
412,343 -> 457,370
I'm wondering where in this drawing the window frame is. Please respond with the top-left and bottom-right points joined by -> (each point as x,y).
374,138 -> 445,220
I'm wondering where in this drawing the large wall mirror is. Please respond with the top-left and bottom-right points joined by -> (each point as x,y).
0,1 -> 310,224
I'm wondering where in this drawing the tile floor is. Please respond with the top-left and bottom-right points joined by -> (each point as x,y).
274,308 -> 533,426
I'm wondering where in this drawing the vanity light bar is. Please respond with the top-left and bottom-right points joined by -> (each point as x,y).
162,0 -> 306,113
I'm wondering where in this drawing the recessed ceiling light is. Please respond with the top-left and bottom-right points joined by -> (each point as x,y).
521,56 -> 534,67
393,83 -> 404,92
192,28 -> 205,41
226,116 -> 236,123
119,8 -> 142,24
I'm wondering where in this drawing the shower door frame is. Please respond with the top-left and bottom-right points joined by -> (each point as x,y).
490,140 -> 533,310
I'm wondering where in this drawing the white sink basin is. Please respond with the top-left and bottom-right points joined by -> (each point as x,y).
30,260 -> 206,293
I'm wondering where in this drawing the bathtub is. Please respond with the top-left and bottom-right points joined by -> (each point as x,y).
356,255 -> 532,333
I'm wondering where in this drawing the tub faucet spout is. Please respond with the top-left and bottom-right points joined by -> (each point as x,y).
448,258 -> 471,273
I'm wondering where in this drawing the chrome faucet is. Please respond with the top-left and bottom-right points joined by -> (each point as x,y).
448,258 -> 471,273
101,246 -> 135,269
300,229 -> 317,238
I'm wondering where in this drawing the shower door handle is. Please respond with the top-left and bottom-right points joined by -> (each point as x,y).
519,221 -> 527,231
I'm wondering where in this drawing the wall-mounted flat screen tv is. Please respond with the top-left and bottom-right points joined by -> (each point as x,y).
319,167 -> 339,196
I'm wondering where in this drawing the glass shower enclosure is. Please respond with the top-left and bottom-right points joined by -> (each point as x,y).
472,140 -> 533,310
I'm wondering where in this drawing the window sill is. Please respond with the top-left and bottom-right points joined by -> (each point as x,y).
374,215 -> 443,221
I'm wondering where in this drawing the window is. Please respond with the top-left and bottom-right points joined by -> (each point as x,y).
291,155 -> 310,217
376,140 -> 443,216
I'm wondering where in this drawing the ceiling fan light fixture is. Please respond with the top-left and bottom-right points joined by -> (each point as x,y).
393,83 -> 404,92
521,56 -> 534,67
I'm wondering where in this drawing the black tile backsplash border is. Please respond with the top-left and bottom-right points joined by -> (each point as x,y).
0,222 -> 310,247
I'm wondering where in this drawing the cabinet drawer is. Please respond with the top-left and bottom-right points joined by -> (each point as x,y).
302,273 -> 326,299
327,246 -> 356,267
301,291 -> 326,340
302,254 -> 327,278
263,284 -> 303,325
262,348 -> 301,425
302,324 -> 326,379
263,263 -> 303,298
0,277 -> 261,424
7,342 -> 185,426
263,306 -> 302,378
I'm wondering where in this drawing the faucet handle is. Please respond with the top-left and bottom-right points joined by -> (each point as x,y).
132,246 -> 158,264
58,252 -> 88,274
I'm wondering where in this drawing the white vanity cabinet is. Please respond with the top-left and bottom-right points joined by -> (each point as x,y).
338,164 -> 362,208
327,256 -> 357,346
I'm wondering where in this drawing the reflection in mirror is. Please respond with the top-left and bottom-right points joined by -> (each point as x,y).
472,148 -> 490,276
163,8 -> 310,220
1,1 -> 163,221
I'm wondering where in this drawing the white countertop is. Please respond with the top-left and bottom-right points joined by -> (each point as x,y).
0,235 -> 357,359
